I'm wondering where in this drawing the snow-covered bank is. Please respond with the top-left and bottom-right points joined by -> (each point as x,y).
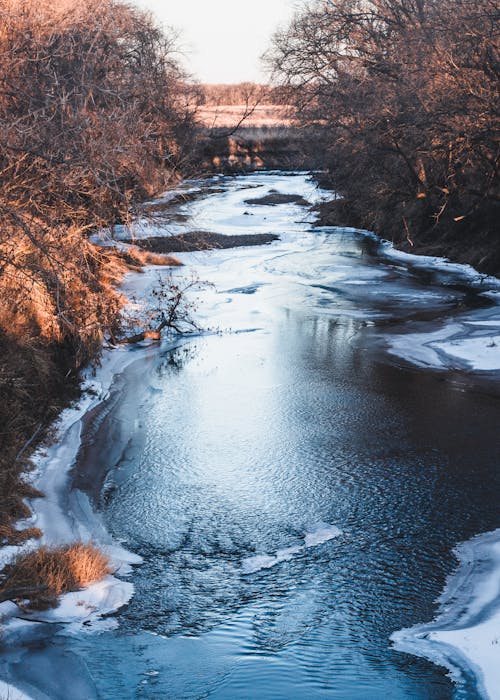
0,174 -> 217,638
0,342 -> 147,634
392,529 -> 500,700
0,240 -> 193,636
374,236 -> 500,373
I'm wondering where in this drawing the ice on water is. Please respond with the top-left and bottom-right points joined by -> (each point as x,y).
242,524 -> 342,574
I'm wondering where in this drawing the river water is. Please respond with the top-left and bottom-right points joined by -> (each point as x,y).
4,173 -> 500,699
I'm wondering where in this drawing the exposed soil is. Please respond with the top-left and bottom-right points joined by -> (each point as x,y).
244,192 -> 310,206
123,231 -> 280,253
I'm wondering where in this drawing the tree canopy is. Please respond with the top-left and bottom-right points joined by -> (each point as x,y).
267,0 -> 499,249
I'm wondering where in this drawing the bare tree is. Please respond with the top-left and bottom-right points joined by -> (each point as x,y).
0,0 -> 200,361
267,0 -> 499,251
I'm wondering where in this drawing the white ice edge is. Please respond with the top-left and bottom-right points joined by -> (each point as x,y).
392,528 -> 500,700
377,238 -> 500,290
385,322 -> 500,372
368,235 -> 500,372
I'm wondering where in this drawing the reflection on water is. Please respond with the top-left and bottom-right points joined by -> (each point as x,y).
7,173 -> 500,699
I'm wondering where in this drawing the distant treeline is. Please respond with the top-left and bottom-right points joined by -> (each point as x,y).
0,0 -> 198,543
201,83 -> 287,106
268,0 -> 499,269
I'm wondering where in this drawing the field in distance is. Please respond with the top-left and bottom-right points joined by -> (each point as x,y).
198,83 -> 293,129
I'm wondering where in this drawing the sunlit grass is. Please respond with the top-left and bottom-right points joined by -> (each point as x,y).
1,543 -> 110,610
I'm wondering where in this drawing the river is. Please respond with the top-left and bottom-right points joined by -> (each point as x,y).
1,172 -> 500,699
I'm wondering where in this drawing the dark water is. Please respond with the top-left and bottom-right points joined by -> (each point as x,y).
6,173 -> 500,699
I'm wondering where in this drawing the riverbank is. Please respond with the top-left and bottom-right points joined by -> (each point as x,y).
0,341 -> 148,635
316,196 -> 500,279
0,241 -> 183,551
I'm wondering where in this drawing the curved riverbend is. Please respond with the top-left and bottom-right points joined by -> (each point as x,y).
1,172 -> 499,699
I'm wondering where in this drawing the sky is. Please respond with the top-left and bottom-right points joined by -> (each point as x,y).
132,0 -> 298,84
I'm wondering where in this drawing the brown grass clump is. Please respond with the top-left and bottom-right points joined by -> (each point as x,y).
3,527 -> 43,546
0,543 -> 111,610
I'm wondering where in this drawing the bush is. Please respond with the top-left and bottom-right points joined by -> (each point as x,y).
0,543 -> 111,610
0,0 -> 198,362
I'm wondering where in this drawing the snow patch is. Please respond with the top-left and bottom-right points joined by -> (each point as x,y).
0,680 -> 33,700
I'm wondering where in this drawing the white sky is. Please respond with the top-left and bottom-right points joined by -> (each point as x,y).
132,0 -> 299,84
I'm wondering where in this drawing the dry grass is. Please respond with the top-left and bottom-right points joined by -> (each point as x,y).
1,527 -> 43,546
1,543 -> 111,609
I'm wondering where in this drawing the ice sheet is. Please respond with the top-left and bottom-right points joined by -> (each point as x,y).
392,529 -> 500,700
0,680 -> 33,699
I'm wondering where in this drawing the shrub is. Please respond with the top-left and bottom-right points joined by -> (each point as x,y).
0,543 -> 111,610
